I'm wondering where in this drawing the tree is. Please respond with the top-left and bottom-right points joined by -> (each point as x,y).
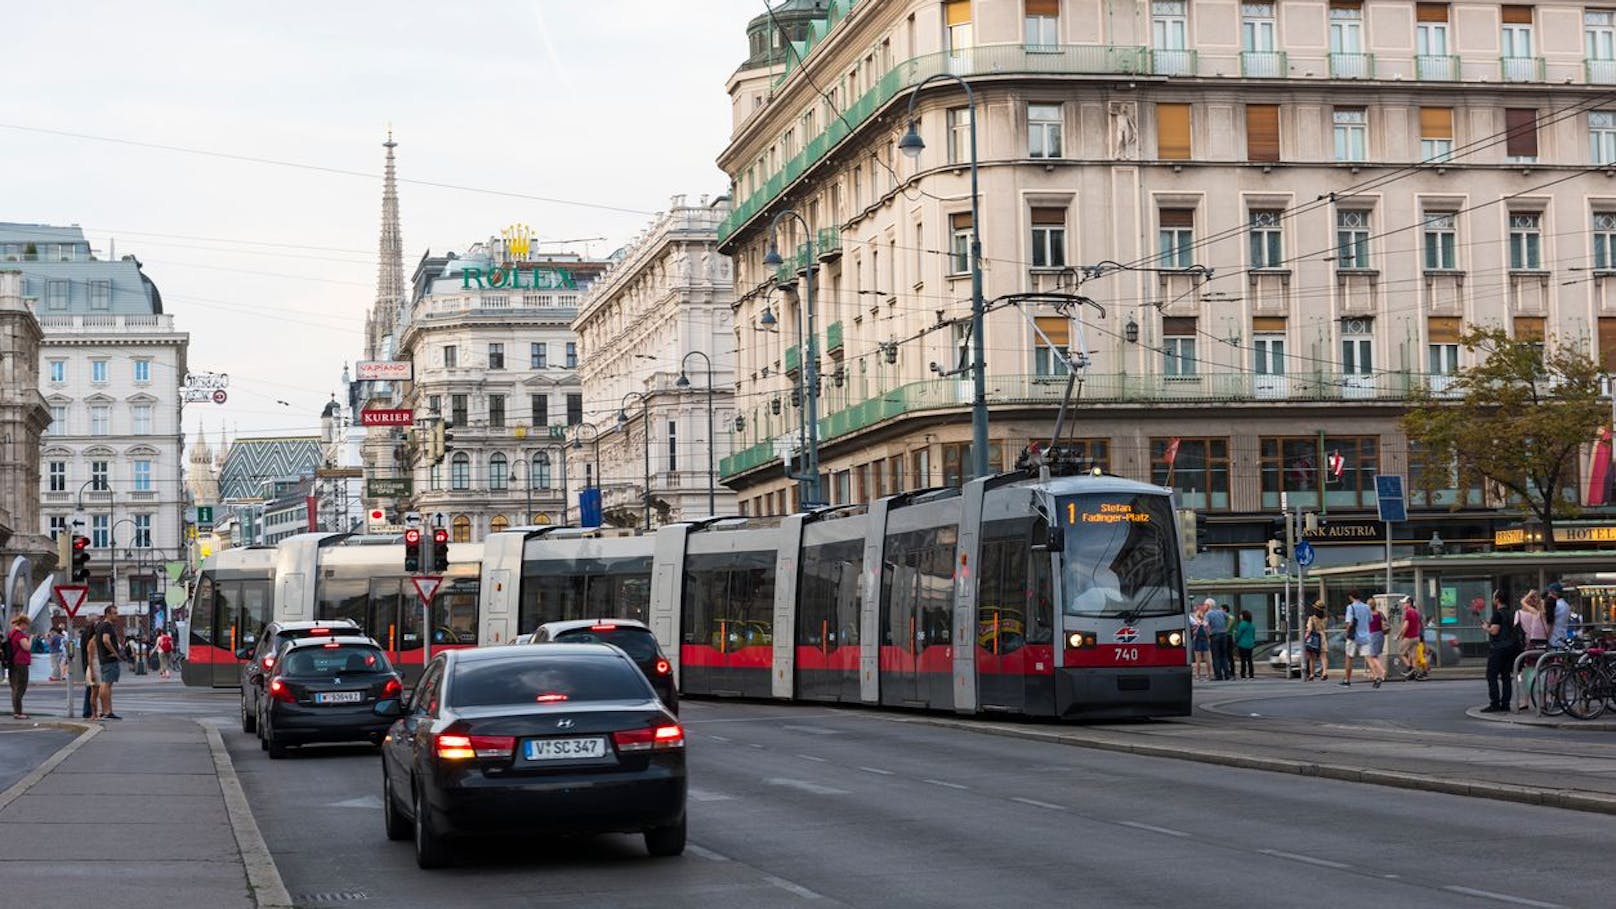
1403,326 -> 1606,550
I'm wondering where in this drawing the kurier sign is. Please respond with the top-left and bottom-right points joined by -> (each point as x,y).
361,408 -> 414,427
355,360 -> 413,381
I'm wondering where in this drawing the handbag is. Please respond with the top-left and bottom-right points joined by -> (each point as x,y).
1304,630 -> 1322,652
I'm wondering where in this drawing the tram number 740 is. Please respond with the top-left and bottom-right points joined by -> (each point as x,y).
1113,647 -> 1140,662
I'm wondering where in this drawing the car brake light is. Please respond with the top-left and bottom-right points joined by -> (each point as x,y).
435,734 -> 475,760
654,659 -> 671,676
434,733 -> 514,760
323,642 -> 341,649
261,656 -> 275,670
382,677 -> 402,698
268,678 -> 294,703
310,627 -> 332,635
612,724 -> 685,752
535,693 -> 568,703
590,623 -> 618,632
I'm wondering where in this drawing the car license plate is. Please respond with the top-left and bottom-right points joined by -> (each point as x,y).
524,737 -> 606,760
314,691 -> 363,704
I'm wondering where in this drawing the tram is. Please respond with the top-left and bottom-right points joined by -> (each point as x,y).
182,546 -> 278,687
486,466 -> 1193,720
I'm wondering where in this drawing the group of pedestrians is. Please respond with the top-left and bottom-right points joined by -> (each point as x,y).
1190,599 -> 1256,681
1300,591 -> 1430,686
1484,582 -> 1574,713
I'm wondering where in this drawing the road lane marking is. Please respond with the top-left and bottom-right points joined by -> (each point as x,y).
687,788 -> 735,802
858,766 -> 894,776
748,743 -> 766,749
797,754 -> 829,763
1441,886 -> 1564,908
706,735 -> 731,743
782,725 -> 839,735
327,795 -> 382,809
762,874 -> 825,901
1259,849 -> 1350,870
765,778 -> 849,796
687,844 -> 731,862
1119,820 -> 1189,837
923,778 -> 969,790
1009,797 -> 1067,811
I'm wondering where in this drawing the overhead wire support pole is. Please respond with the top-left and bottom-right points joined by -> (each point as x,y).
762,210 -> 820,507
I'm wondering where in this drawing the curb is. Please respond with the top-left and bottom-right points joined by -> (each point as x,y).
1463,705 -> 1616,731
0,721 -> 100,813
201,722 -> 293,909
889,714 -> 1616,817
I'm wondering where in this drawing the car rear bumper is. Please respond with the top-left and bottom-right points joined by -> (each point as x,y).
267,702 -> 397,744
425,767 -> 686,837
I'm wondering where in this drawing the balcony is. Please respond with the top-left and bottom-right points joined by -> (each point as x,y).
825,321 -> 844,354
1329,52 -> 1375,79
1500,56 -> 1544,83
816,227 -> 842,261
1589,58 -> 1616,84
1240,50 -> 1286,78
1415,54 -> 1460,80
784,345 -> 801,377
1150,48 -> 1197,76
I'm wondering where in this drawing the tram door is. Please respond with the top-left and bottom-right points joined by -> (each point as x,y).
212,580 -> 271,687
367,578 -> 422,670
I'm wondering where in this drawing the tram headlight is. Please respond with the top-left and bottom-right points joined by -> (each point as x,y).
1158,630 -> 1185,648
1066,632 -> 1095,649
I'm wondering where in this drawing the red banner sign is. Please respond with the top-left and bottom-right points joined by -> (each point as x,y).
361,408 -> 414,427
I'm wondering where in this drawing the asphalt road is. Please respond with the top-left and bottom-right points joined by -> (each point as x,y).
0,727 -> 75,792
222,700 -> 1614,909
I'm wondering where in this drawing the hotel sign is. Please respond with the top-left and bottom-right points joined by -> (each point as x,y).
1495,525 -> 1616,547
355,360 -> 412,381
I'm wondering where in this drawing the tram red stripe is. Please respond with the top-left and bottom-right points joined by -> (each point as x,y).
794,646 -> 861,671
1063,644 -> 1187,668
679,644 -> 773,668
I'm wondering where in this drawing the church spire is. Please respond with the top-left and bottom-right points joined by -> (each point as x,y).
370,129 -> 405,359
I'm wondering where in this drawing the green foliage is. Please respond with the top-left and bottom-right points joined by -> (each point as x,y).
1403,326 -> 1605,548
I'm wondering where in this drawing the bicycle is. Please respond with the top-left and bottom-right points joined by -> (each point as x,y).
1528,643 -> 1581,717
1557,646 -> 1616,720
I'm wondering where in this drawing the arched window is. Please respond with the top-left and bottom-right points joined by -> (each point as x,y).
451,514 -> 472,543
489,453 -> 508,491
534,452 -> 553,489
490,514 -> 509,534
451,452 -> 470,490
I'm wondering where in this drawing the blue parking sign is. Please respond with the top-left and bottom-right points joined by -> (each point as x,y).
1375,475 -> 1407,523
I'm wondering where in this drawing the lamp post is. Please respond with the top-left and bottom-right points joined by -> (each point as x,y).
761,210 -> 822,506
571,422 -> 603,526
618,392 -> 652,530
899,74 -> 989,481
74,477 -> 113,607
676,350 -> 717,516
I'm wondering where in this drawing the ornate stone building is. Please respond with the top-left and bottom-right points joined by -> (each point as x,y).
0,270 -> 52,606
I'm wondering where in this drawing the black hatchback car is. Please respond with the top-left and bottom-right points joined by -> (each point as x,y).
241,619 -> 362,734
381,645 -> 686,869
530,619 -> 677,714
259,636 -> 404,759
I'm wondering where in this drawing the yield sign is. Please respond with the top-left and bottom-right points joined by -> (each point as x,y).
411,575 -> 443,604
54,584 -> 89,617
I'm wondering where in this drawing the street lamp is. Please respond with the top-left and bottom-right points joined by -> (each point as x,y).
75,477 -> 113,607
676,350 -> 717,516
762,208 -> 822,506
618,391 -> 652,530
899,74 -> 989,482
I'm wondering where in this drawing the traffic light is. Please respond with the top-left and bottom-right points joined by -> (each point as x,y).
404,527 -> 421,573
1176,509 -> 1199,561
1265,538 -> 1285,571
432,527 -> 449,569
72,534 -> 91,582
428,420 -> 455,465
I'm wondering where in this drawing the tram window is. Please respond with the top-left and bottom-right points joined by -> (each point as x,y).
317,578 -> 370,633
1027,525 -> 1054,645
433,581 -> 479,644
682,566 -> 724,646
190,576 -> 215,647
216,583 -> 243,657
240,581 -> 271,656
921,544 -> 953,646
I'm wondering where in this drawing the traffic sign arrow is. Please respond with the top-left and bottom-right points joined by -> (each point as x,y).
54,584 -> 89,617
411,575 -> 443,604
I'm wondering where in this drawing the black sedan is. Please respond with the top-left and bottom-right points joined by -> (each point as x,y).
241,619 -> 362,734
259,636 -> 404,759
529,619 -> 678,714
380,644 -> 687,869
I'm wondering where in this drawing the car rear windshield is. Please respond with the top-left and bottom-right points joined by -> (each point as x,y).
553,627 -> 659,662
450,657 -> 652,707
281,645 -> 391,677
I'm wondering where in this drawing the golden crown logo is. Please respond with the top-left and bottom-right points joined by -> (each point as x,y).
502,224 -> 533,261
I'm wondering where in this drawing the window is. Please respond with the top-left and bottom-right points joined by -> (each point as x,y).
947,107 -> 972,164
488,343 -> 504,370
565,342 -> 577,369
949,212 -> 972,274
1241,2 -> 1279,75
430,463 -> 442,491
488,394 -> 505,429
91,460 -> 109,490
1336,210 -> 1371,268
90,405 -> 110,436
1333,108 -> 1367,161
1590,11 -> 1616,81
451,394 -> 468,427
49,516 -> 67,540
133,459 -> 152,491
1159,209 -> 1194,267
443,345 -> 458,368
1260,436 -> 1379,508
451,453 -> 470,490
489,453 -> 508,490
1501,6 -> 1534,80
1505,108 -> 1539,162
89,280 -> 110,309
90,360 -> 108,383
566,393 -> 583,425
48,359 -> 64,383
48,405 -> 66,435
427,395 -> 441,415
133,514 -> 152,549
1595,213 -> 1616,269
531,394 -> 548,427
1151,438 -> 1231,510
1592,112 -> 1616,165
46,280 -> 68,309
1419,107 -> 1453,161
532,342 -> 548,369
1028,103 -> 1062,158
1416,4 -> 1449,56
1033,316 -> 1070,377
132,404 -> 152,435
1163,318 -> 1197,376
91,514 -> 109,549
1025,0 -> 1058,48
1330,2 -> 1363,52
452,515 -> 472,543
1152,0 -> 1190,74
1428,341 -> 1460,376
1157,103 -> 1191,160
1246,104 -> 1279,162
1428,316 -> 1463,391
1423,213 -> 1458,270
132,359 -> 151,384
1029,208 -> 1066,268
668,420 -> 678,472
1342,331 -> 1373,376
1253,332 -> 1286,375
535,452 -> 553,489
944,0 -> 972,52
48,461 -> 65,492
1509,213 -> 1543,270
1249,210 -> 1283,268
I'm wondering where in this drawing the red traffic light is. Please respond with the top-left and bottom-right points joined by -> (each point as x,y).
73,535 -> 90,552
404,528 -> 421,546
433,528 -> 449,544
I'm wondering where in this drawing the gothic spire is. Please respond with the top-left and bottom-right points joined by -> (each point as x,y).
371,129 -> 405,358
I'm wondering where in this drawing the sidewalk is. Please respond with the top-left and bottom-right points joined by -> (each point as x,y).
0,712 -> 287,909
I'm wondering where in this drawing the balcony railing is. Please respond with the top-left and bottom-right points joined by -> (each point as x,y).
1240,50 -> 1287,78
1589,58 -> 1616,84
816,227 -> 842,260
1150,48 -> 1197,76
1500,55 -> 1545,83
1329,52 -> 1374,79
1415,54 -> 1460,80
825,321 -> 844,353
784,346 -> 801,376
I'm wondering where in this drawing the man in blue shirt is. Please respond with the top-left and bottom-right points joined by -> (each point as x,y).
1203,598 -> 1232,681
1546,582 -> 1573,646
1341,590 -> 1373,688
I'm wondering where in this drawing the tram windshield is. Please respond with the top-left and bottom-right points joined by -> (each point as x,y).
1056,493 -> 1183,619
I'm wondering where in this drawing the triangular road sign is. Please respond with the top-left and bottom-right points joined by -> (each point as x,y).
54,584 -> 89,617
411,575 -> 443,604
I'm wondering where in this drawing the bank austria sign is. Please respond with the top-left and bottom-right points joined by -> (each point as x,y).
460,266 -> 577,290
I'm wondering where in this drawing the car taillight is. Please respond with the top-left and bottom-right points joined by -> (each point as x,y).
612,724 -> 685,753
261,656 -> 275,670
310,627 -> 332,635
434,733 -> 514,761
382,677 -> 402,699
654,659 -> 671,676
268,678 -> 295,703
535,693 -> 568,703
323,642 -> 341,649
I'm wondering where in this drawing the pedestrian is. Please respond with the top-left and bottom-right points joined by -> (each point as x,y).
156,629 -> 175,679
1546,582 -> 1573,647
1365,596 -> 1387,688
1233,609 -> 1256,679
1341,590 -> 1373,687
1304,602 -> 1329,681
94,606 -> 123,721
1190,600 -> 1211,681
1483,590 -> 1522,712
1513,590 -> 1548,710
1396,597 -> 1423,679
47,625 -> 65,680
1204,599 -> 1232,681
80,620 -> 99,720
7,614 -> 34,719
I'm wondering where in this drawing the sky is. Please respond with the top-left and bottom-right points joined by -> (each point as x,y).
3,1 -> 762,438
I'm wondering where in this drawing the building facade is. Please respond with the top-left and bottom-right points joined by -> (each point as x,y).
6,224 -> 189,611
574,195 -> 740,527
0,270 -> 52,605
216,436 -> 322,546
715,0 -> 1616,592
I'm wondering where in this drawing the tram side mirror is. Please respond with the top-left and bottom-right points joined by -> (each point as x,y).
1041,527 -> 1065,551
234,646 -> 254,660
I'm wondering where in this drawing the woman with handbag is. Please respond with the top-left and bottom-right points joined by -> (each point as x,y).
1304,602 -> 1328,681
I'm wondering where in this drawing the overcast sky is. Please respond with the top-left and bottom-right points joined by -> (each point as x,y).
3,1 -> 760,438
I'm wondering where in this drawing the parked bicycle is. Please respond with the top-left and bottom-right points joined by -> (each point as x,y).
1557,644 -> 1616,720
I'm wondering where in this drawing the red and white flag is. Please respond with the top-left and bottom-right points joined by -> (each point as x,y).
1163,437 -> 1182,467
1327,450 -> 1345,478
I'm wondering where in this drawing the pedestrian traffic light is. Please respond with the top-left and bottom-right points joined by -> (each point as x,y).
404,527 -> 421,573
432,527 -> 449,569
72,534 -> 91,582
1265,538 -> 1285,571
